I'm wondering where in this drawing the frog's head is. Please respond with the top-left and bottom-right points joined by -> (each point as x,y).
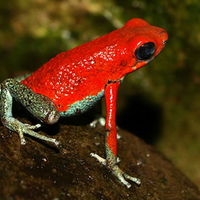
125,18 -> 168,71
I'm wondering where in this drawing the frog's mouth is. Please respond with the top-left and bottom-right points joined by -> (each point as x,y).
132,57 -> 154,71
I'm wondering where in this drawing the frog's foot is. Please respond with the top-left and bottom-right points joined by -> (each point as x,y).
90,153 -> 140,188
110,164 -> 141,188
2,117 -> 59,146
90,117 -> 106,127
90,118 -> 121,139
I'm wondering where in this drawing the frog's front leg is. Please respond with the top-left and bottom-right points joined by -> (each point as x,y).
0,78 -> 60,146
91,81 -> 141,188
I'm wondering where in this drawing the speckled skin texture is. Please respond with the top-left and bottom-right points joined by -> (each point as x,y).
0,18 -> 168,188
60,90 -> 104,117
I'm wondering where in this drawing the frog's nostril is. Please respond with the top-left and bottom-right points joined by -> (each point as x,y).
163,40 -> 168,45
159,30 -> 168,44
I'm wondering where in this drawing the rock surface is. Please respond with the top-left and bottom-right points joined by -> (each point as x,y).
0,118 -> 200,200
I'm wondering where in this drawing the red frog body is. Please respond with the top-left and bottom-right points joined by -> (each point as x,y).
21,19 -> 166,114
0,18 -> 168,188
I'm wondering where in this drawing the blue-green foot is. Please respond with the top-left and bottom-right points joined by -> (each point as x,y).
2,117 -> 59,146
90,153 -> 141,188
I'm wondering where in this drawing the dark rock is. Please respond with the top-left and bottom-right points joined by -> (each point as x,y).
0,120 -> 199,200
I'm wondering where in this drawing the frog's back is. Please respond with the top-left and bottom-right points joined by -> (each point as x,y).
21,19 -> 155,112
21,27 -> 134,111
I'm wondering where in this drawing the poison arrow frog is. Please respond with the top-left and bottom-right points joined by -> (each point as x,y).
0,18 -> 168,188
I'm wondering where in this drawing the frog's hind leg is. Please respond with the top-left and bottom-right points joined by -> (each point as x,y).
0,78 -> 60,146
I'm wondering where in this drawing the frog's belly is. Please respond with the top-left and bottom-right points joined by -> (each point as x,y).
60,89 -> 104,117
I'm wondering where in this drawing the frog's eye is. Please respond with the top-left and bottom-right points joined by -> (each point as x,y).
135,42 -> 156,61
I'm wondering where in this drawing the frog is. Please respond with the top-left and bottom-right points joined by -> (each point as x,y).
0,18 -> 168,188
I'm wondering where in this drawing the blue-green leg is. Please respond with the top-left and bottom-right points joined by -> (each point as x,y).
0,78 -> 60,145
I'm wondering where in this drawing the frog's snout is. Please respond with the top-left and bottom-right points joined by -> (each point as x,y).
159,30 -> 168,45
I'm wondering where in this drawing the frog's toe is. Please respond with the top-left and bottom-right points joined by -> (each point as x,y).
123,173 -> 141,186
18,130 -> 26,145
23,123 -> 41,130
90,153 -> 106,165
22,127 -> 59,146
110,165 -> 141,188
90,117 -> 105,127
117,133 -> 121,140
91,153 -> 121,165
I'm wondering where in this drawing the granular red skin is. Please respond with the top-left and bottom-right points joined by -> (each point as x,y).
21,18 -> 167,112
105,81 -> 120,155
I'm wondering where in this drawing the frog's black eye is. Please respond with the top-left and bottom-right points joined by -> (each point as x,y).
135,42 -> 156,61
